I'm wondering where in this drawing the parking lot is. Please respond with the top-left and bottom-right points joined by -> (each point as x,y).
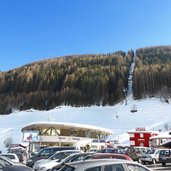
146,163 -> 171,171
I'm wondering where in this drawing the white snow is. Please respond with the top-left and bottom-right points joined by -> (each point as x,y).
0,97 -> 171,151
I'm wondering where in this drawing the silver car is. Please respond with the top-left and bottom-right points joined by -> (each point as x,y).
140,148 -> 161,164
57,159 -> 152,171
33,150 -> 81,171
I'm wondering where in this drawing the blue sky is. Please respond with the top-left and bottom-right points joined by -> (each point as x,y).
0,0 -> 171,71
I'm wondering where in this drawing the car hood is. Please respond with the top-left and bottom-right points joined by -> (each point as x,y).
35,159 -> 50,165
39,160 -> 61,168
7,165 -> 33,171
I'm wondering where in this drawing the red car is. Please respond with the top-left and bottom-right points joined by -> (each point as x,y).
85,153 -> 133,161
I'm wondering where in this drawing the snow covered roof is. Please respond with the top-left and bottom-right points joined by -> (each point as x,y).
150,132 -> 171,140
21,121 -> 113,135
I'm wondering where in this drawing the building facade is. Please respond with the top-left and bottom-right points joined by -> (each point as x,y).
21,122 -> 113,152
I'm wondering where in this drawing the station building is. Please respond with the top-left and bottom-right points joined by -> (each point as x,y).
21,122 -> 113,152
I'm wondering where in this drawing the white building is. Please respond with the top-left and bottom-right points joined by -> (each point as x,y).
21,122 -> 113,152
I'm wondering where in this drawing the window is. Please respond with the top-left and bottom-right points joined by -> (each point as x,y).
59,165 -> 74,171
130,141 -> 135,145
86,166 -> 101,171
4,154 -> 15,159
51,152 -> 65,159
39,148 -> 51,156
104,164 -> 124,171
164,150 -> 170,156
127,164 -> 149,171
140,133 -> 143,138
129,134 -> 134,138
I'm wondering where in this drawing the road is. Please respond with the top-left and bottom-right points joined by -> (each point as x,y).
146,163 -> 171,171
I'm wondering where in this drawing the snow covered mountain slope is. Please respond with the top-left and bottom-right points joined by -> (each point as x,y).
0,98 -> 171,148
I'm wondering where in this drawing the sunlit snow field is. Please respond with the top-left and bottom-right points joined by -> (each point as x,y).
0,98 -> 171,146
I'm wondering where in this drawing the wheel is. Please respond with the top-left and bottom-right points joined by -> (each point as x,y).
162,162 -> 166,166
138,158 -> 141,163
142,161 -> 146,165
152,158 -> 156,164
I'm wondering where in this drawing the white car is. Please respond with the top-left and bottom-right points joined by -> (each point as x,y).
35,152 -> 92,171
33,150 -> 80,171
35,159 -> 60,171
0,153 -> 20,163
57,159 -> 153,171
140,148 -> 161,164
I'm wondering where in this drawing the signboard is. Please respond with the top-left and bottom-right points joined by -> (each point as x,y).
22,131 -> 39,142
135,127 -> 146,131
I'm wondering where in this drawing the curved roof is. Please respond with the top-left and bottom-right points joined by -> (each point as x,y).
150,132 -> 171,140
21,122 -> 113,135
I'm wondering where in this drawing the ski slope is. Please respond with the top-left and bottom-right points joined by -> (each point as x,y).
0,97 -> 171,152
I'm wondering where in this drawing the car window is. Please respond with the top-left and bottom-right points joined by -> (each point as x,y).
113,156 -> 125,160
51,152 -> 65,160
160,150 -> 170,156
4,154 -> 15,159
58,165 -> 74,171
0,161 -> 5,167
155,150 -> 160,155
86,166 -> 101,171
70,155 -> 85,162
0,158 -> 11,167
104,164 -> 124,171
39,148 -> 51,156
145,149 -> 154,154
127,164 -> 149,171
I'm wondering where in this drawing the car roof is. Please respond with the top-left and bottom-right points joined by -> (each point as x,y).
54,149 -> 80,153
64,159 -> 151,170
92,153 -> 128,156
1,153 -> 18,156
43,146 -> 75,149
65,159 -> 133,167
91,153 -> 132,159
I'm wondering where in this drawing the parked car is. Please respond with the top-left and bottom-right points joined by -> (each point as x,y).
140,148 -> 161,164
0,153 -> 20,163
33,150 -> 81,171
127,146 -> 150,162
85,153 -> 133,161
98,148 -> 119,153
88,148 -> 98,153
8,146 -> 29,164
26,146 -> 76,167
0,155 -> 33,171
15,152 -> 27,164
50,153 -> 94,171
159,149 -> 171,166
56,159 -> 153,171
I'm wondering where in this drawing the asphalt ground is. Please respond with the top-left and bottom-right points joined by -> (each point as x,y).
146,163 -> 171,171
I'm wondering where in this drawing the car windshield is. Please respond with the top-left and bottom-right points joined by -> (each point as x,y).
145,149 -> 155,154
0,157 -> 13,167
59,164 -> 75,171
59,154 -> 74,162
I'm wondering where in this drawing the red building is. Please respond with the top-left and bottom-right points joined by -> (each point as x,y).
127,128 -> 158,147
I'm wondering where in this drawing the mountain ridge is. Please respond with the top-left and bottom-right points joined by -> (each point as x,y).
1,45 -> 171,114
